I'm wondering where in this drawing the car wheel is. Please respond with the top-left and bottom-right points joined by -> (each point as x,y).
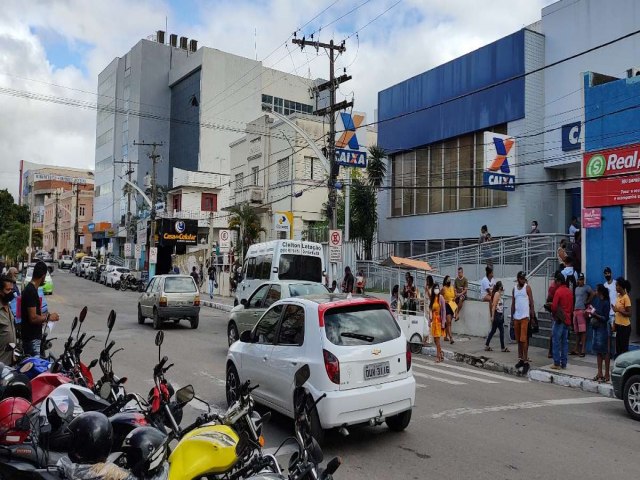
190,316 -> 199,329
623,374 -> 640,421
226,364 -> 241,407
409,333 -> 423,354
386,409 -> 412,432
153,309 -> 162,330
137,305 -> 145,325
228,322 -> 239,346
294,394 -> 325,444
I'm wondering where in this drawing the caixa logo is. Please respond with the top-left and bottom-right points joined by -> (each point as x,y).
174,220 -> 186,233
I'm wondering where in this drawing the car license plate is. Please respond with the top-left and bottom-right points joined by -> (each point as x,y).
364,361 -> 390,380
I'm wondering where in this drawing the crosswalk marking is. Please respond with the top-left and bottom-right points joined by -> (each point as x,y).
412,363 -> 499,384
413,371 -> 466,385
413,357 -> 527,384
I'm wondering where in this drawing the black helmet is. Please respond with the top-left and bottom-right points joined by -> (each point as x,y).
122,426 -> 167,476
68,411 -> 113,464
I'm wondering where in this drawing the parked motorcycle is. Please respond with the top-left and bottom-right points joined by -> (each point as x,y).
119,273 -> 143,292
90,310 -> 127,404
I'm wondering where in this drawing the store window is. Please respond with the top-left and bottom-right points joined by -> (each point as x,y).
201,193 -> 217,212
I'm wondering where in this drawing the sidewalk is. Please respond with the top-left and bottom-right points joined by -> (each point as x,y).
421,334 -> 614,398
201,294 -> 234,312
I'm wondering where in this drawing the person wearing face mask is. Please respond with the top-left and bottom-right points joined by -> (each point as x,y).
603,267 -> 617,358
529,220 -> 540,234
430,283 -> 446,363
0,275 -> 18,365
485,282 -> 509,352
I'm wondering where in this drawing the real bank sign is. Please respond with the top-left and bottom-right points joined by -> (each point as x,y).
483,132 -> 516,191
583,143 -> 640,208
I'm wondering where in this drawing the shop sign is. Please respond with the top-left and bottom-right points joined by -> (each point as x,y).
583,143 -> 640,207
483,132 -> 516,191
562,122 -> 582,152
159,219 -> 197,245
335,112 -> 367,168
274,211 -> 293,239
280,241 -> 323,257
335,149 -> 367,168
582,208 -> 601,228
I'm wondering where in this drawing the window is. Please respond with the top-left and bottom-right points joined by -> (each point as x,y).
163,277 -> 197,293
252,166 -> 260,186
96,128 -> 113,148
248,284 -> 270,308
97,182 -> 112,197
288,283 -> 329,296
263,285 -> 281,308
261,254 -> 272,279
324,304 -> 401,346
255,256 -> 264,280
201,193 -> 217,212
254,305 -> 283,344
304,157 -> 319,180
172,194 -> 182,212
79,205 -> 86,217
96,156 -> 112,172
235,173 -> 244,193
246,257 -> 256,279
277,305 -> 305,346
277,158 -> 289,184
278,255 -> 322,282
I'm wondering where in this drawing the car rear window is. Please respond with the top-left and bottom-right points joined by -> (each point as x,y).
289,283 -> 329,297
164,277 -> 196,293
323,304 -> 401,346
278,255 -> 322,282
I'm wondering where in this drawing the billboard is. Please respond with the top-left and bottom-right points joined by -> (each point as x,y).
158,219 -> 198,246
583,143 -> 640,207
483,132 -> 516,191
335,112 -> 367,168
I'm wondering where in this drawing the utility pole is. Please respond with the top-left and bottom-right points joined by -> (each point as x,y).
53,189 -> 60,260
134,141 -> 163,278
74,184 -> 80,253
114,158 -> 140,260
292,36 -> 352,230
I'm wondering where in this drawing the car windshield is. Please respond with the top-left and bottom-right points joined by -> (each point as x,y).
278,255 -> 322,282
164,277 -> 196,293
116,268 -> 130,274
323,304 -> 401,346
289,283 -> 329,297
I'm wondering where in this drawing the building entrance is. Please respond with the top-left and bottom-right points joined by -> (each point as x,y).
626,227 -> 640,344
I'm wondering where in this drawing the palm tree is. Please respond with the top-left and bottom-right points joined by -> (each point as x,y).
228,203 -> 265,261
367,145 -> 388,189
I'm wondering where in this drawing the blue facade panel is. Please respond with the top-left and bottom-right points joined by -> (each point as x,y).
169,69 -> 201,183
378,30 -> 526,152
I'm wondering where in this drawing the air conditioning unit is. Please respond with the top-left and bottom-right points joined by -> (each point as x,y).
250,188 -> 264,203
626,67 -> 640,78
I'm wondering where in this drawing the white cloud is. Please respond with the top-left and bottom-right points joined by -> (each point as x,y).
0,0 -> 553,198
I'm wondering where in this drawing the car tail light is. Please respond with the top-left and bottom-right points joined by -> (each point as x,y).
323,349 -> 340,384
194,295 -> 200,306
159,296 -> 168,307
406,342 -> 412,371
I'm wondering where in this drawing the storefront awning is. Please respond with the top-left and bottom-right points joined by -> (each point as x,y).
380,256 -> 433,271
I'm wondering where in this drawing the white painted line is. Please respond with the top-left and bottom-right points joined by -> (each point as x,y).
427,396 -> 616,420
412,363 -> 499,384
416,383 -> 428,389
413,371 -> 466,385
414,357 -> 527,383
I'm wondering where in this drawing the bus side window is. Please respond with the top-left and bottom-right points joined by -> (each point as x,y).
255,256 -> 264,280
263,255 -> 273,279
246,258 -> 256,279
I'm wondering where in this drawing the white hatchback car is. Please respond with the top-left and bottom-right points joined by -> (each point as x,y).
226,294 -> 415,440
105,266 -> 130,287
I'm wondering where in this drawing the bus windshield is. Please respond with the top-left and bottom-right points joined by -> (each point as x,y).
278,255 -> 322,282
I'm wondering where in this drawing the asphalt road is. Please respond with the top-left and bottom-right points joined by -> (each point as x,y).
44,270 -> 640,480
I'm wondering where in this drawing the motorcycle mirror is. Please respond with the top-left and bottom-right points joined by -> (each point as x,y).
88,359 -> 98,369
155,331 -> 164,347
107,310 -> 116,331
294,364 -> 311,388
70,317 -> 78,335
176,385 -> 195,404
79,306 -> 88,323
309,437 -> 324,464
100,382 -> 112,400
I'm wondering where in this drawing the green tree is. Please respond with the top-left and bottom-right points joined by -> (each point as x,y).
366,145 -> 388,189
0,222 -> 29,261
228,203 -> 265,260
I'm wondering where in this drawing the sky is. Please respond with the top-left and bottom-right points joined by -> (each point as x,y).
0,0 -> 555,199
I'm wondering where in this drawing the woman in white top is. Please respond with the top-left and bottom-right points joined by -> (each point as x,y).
485,282 -> 509,352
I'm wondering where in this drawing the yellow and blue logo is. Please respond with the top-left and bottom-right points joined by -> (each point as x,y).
336,112 -> 364,150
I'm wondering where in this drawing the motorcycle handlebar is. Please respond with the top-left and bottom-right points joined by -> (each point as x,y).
106,340 -> 116,353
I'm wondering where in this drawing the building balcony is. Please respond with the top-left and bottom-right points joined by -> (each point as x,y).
158,209 -> 226,228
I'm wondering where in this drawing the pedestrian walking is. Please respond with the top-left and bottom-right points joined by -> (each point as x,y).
390,284 -> 399,313
603,267 -> 617,358
550,272 -> 573,370
529,220 -> 540,234
21,261 -> 59,357
454,267 -> 468,321
355,269 -> 366,294
571,273 -> 594,357
545,271 -> 561,358
589,284 -> 611,383
485,282 -> 509,352
342,266 -> 355,294
612,277 -> 632,356
511,271 -> 535,374
190,266 -> 200,289
0,275 -> 17,365
430,283 -> 446,363
481,266 -> 496,325
442,275 -> 456,344
207,264 -> 218,299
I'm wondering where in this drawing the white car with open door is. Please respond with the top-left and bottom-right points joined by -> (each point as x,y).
226,294 -> 415,442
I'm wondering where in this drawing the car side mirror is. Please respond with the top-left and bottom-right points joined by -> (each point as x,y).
240,298 -> 248,308
239,330 -> 253,343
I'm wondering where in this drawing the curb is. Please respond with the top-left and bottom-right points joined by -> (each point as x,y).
201,300 -> 233,312
419,346 -> 614,398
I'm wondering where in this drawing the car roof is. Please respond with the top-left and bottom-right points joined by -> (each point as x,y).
279,293 -> 388,309
255,280 -> 326,288
155,274 -> 193,279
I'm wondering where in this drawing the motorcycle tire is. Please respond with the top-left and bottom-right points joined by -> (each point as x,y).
120,281 -> 127,291
114,281 -> 121,290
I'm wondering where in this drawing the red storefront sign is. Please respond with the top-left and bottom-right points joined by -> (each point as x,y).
583,143 -> 640,207
582,208 -> 601,228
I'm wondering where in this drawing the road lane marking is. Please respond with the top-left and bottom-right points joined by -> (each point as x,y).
413,371 -> 465,385
426,396 -> 616,420
416,383 -> 428,389
412,363 -> 499,384
414,357 -> 527,383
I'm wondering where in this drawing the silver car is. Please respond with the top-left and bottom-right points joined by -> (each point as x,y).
226,280 -> 329,345
138,275 -> 200,330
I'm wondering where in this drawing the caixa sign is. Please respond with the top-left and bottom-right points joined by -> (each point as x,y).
562,122 -> 582,152
335,148 -> 367,168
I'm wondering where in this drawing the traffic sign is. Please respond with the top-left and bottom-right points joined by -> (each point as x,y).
135,244 -> 142,260
219,230 -> 231,249
329,229 -> 342,263
124,243 -> 132,258
107,242 -> 113,253
149,247 -> 158,264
